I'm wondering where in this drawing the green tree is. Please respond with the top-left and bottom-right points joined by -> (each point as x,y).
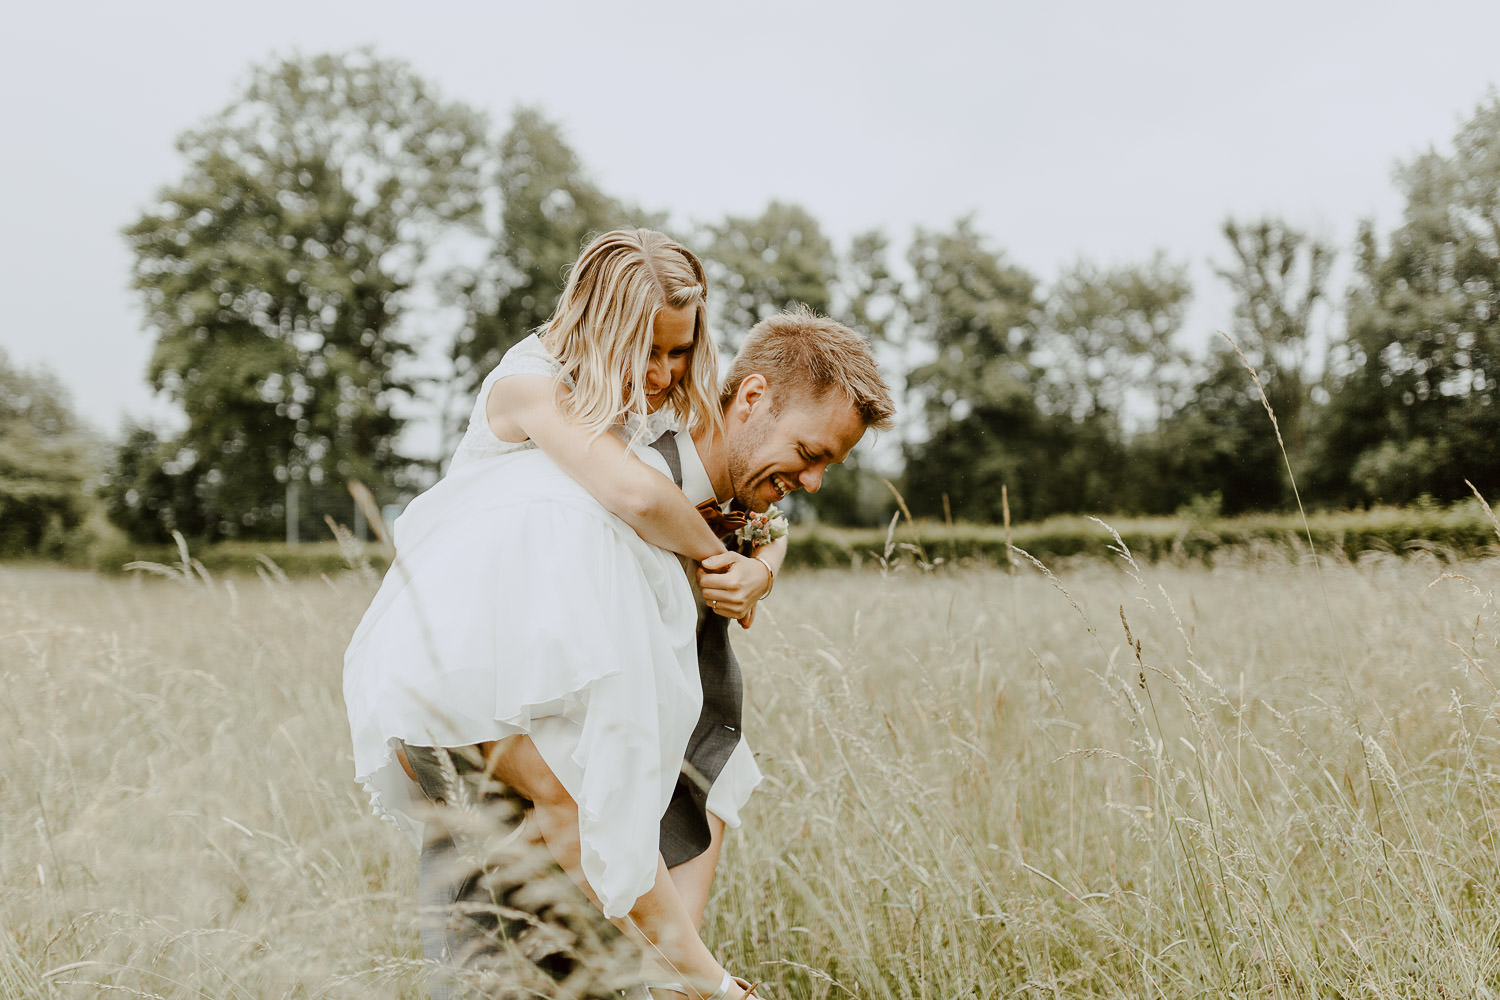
839,228 -> 905,348
100,425 -> 209,543
802,228 -> 907,526
1036,256 -> 1193,515
1112,255 -> 1195,428
702,202 -> 835,351
900,219 -> 1052,520
1143,348 -> 1287,515
1322,94 -> 1500,504
1163,218 -> 1335,513
904,218 -> 1038,426
446,108 -> 645,437
123,50 -> 488,540
1216,218 -> 1333,456
1042,256 -> 1192,424
0,350 -> 100,557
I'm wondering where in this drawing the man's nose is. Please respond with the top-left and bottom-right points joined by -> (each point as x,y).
799,464 -> 826,493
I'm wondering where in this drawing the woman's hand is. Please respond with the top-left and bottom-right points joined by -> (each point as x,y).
696,551 -> 772,624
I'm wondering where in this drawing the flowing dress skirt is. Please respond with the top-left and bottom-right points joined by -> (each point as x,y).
344,447 -> 700,918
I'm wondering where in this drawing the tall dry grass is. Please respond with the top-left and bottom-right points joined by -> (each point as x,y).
0,564 -> 416,997
3,540 -> 1500,997
718,546 -> 1500,998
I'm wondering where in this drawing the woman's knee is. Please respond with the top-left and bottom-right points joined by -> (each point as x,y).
481,736 -> 572,811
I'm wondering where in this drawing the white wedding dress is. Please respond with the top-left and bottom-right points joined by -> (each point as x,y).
343,334 -> 758,918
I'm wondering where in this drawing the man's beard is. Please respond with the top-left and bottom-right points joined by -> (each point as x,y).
723,415 -> 771,512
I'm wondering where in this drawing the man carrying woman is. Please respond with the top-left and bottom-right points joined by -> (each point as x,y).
343,228 -> 893,998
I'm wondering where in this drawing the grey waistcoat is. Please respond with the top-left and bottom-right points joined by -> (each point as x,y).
648,432 -> 745,868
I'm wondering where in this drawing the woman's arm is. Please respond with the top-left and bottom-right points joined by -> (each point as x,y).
754,534 -> 788,577
490,374 -> 724,563
480,736 -> 747,999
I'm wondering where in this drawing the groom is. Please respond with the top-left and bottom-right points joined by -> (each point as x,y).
654,305 -> 895,927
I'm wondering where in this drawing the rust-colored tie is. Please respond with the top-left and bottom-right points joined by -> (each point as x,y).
695,499 -> 749,539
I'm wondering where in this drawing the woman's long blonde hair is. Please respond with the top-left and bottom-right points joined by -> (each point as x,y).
538,229 -> 721,439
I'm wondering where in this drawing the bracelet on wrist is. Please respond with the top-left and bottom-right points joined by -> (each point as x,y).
751,555 -> 775,599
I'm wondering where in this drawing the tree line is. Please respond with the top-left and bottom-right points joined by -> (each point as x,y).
4,50 -> 1498,556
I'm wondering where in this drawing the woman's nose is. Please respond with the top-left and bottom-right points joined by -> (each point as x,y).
646,357 -> 670,389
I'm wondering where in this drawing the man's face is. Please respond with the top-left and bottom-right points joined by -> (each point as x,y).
725,387 -> 867,512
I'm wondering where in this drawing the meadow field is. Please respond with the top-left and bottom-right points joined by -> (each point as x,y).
3,541 -> 1500,998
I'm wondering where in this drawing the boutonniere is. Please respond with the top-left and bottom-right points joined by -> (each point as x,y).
735,505 -> 789,548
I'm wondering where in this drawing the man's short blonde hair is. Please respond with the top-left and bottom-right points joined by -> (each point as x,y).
720,305 -> 895,430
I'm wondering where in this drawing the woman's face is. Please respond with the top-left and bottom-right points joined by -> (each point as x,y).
639,304 -> 696,412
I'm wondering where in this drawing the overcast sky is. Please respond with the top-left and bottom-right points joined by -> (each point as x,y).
3,0 -> 1498,443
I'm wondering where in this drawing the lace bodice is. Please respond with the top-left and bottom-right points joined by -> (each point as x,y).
447,334 -> 680,473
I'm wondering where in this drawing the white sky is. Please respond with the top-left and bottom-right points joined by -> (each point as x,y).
3,0 -> 1498,445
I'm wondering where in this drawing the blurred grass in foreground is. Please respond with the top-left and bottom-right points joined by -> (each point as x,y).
4,535 -> 1500,996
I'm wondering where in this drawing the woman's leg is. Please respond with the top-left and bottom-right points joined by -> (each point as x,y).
406,742 -> 624,998
481,737 -> 745,997
667,812 -> 725,933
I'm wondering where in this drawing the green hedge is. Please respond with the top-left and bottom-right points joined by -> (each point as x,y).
89,538 -> 390,578
84,503 -> 1500,578
784,503 -> 1500,570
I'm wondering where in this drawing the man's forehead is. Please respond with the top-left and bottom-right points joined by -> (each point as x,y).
786,396 -> 865,460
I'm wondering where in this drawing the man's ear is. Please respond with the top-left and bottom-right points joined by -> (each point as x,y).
733,373 -> 768,418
